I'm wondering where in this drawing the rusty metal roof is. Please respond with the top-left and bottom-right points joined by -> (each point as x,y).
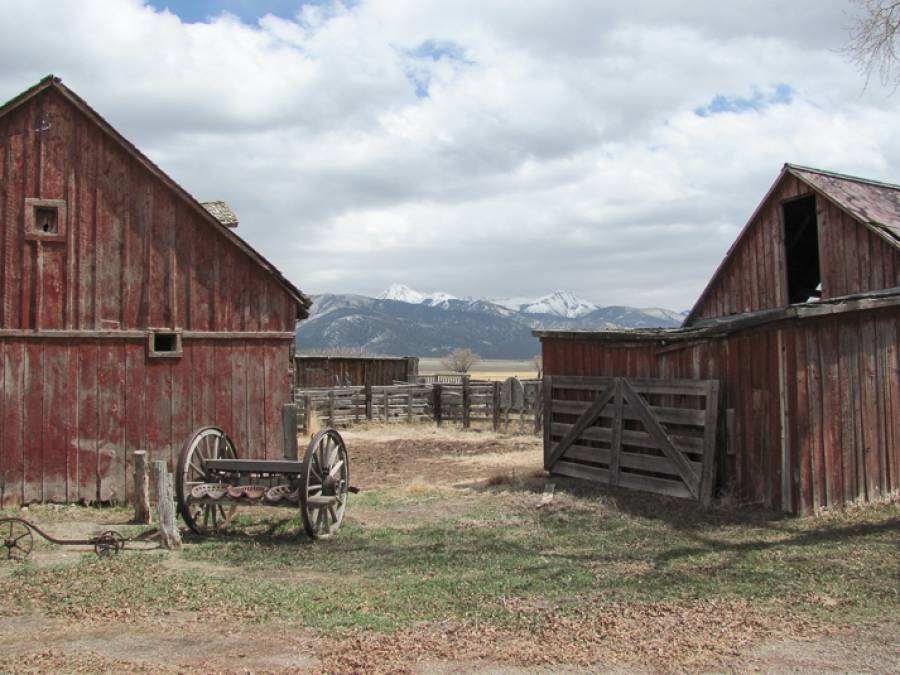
201,200 -> 239,227
787,164 -> 900,245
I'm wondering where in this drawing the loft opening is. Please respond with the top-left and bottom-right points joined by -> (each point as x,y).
24,198 -> 66,242
148,330 -> 182,358
782,194 -> 821,304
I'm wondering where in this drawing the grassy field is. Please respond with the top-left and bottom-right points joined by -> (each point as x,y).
1,428 -> 897,672
418,357 -> 538,380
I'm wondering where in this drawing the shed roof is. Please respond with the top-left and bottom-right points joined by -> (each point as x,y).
0,75 -> 311,318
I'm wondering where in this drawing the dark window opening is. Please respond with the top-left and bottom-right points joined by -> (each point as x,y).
782,195 -> 821,304
36,207 -> 58,233
148,331 -> 182,358
153,333 -> 177,352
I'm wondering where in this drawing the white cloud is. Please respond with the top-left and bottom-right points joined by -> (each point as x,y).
0,0 -> 897,311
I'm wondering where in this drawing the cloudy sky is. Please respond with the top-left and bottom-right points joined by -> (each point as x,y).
1,0 -> 897,311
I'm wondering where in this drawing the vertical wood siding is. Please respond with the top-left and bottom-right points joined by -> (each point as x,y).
295,356 -> 419,388
0,87 -> 296,334
0,85 -> 302,505
541,306 -> 900,514
689,174 -> 900,325
0,338 -> 291,506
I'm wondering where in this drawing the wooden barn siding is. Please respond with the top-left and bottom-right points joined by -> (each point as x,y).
817,198 -> 900,299
296,357 -> 417,388
0,337 -> 291,506
541,307 -> 899,513
0,87 -> 295,334
691,176 -> 900,324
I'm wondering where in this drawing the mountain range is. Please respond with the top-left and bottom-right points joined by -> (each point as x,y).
296,285 -> 686,359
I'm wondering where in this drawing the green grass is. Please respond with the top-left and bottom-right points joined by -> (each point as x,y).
1,485 -> 898,633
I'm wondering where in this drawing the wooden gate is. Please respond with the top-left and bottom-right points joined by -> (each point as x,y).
543,376 -> 720,504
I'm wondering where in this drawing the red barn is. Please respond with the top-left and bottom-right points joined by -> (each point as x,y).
536,164 -> 900,514
0,76 -> 310,506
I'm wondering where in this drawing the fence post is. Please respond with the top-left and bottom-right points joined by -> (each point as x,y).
462,375 -> 471,429
153,460 -> 181,550
383,390 -> 389,422
327,390 -> 335,427
303,394 -> 312,434
542,376 -> 553,469
282,403 -> 298,460
407,387 -> 414,423
491,381 -> 501,432
365,384 -> 373,420
433,384 -> 443,427
533,382 -> 543,436
132,450 -> 151,525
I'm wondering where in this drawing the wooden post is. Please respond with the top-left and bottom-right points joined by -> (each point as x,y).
327,390 -> 335,427
364,384 -> 373,420
282,403 -> 298,460
383,390 -> 389,422
303,394 -> 312,434
462,375 -> 471,429
132,450 -> 151,525
491,381 -> 501,432
433,384 -> 443,427
407,387 -> 414,423
543,376 -> 553,469
533,382 -> 543,436
153,460 -> 181,550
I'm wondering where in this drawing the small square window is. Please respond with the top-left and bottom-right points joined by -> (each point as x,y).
148,330 -> 183,358
25,198 -> 66,242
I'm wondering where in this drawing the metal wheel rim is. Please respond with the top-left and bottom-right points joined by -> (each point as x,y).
1,518 -> 33,561
300,429 -> 349,539
94,530 -> 125,558
176,427 -> 238,535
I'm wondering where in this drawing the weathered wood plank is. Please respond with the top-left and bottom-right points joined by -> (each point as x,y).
546,382 -> 616,468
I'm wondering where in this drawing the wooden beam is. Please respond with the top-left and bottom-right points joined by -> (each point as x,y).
546,381 -> 616,469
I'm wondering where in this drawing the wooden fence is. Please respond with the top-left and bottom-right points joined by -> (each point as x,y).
544,376 -> 720,504
295,379 -> 543,434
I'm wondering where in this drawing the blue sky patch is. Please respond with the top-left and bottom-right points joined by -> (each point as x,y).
694,84 -> 795,117
150,0 -> 350,24
400,39 -> 472,98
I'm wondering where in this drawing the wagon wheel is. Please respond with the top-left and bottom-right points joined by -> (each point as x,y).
300,429 -> 350,539
176,426 -> 238,535
1,518 -> 34,561
94,530 -> 125,558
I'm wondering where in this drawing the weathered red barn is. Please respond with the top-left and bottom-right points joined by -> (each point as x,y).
536,164 -> 900,514
0,76 -> 311,506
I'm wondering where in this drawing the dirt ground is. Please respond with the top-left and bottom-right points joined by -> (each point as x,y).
1,426 -> 897,674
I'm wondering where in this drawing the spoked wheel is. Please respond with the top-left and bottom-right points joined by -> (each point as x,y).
176,426 -> 238,535
94,530 -> 126,558
300,429 -> 350,539
1,518 -> 34,561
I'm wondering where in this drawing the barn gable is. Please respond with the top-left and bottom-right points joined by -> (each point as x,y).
684,164 -> 900,326
0,75 -> 310,334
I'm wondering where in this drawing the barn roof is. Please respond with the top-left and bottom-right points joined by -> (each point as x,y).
0,75 -> 312,318
682,163 -> 900,327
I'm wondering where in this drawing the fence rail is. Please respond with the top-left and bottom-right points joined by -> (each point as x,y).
295,378 -> 543,434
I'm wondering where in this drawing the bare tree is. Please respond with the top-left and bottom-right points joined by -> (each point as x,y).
442,348 -> 481,373
845,0 -> 900,88
532,355 -> 543,379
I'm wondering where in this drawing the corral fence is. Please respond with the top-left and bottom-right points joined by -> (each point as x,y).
295,378 -> 543,434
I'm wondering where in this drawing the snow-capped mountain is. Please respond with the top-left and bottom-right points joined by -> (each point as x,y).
493,290 -> 599,318
378,284 -> 458,306
297,286 -> 686,358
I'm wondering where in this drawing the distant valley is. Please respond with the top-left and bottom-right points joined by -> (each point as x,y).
296,285 -> 686,359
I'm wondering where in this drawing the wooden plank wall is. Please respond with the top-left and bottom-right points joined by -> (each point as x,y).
688,176 -> 900,325
0,87 -> 296,334
817,198 -> 900,299
0,337 -> 291,506
541,306 -> 900,514
295,356 -> 418,388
